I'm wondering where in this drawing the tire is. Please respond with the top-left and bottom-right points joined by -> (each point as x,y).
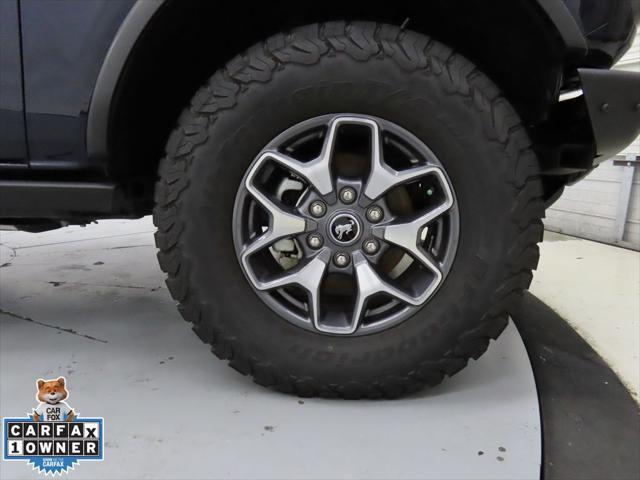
153,22 -> 545,399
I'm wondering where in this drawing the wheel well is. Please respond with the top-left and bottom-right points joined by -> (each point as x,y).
107,0 -> 565,212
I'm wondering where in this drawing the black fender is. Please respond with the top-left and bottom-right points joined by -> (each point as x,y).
537,0 -> 587,59
86,0 -> 164,163
86,0 -> 588,164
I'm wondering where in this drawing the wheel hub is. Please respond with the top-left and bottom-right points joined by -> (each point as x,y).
328,212 -> 361,245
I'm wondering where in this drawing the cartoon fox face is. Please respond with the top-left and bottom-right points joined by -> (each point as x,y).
36,377 -> 69,405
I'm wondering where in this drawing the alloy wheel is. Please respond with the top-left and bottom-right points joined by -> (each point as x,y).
232,114 -> 459,336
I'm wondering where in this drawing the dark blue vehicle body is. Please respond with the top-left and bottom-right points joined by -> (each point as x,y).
0,0 -> 638,227
0,1 -> 133,169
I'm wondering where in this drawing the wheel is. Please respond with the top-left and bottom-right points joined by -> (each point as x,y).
153,22 -> 544,398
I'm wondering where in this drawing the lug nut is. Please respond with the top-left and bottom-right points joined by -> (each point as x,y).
333,252 -> 350,267
307,234 -> 324,250
362,239 -> 380,255
339,187 -> 357,204
309,200 -> 327,218
366,206 -> 384,223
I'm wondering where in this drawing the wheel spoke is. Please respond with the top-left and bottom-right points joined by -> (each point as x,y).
250,115 -> 367,197
347,252 -> 421,334
241,166 -> 308,266
365,163 -> 448,201
371,168 -> 454,300
253,250 -> 330,328
361,119 -> 446,201
257,150 -> 334,196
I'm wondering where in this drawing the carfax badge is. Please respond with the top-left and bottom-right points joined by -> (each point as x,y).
2,376 -> 104,475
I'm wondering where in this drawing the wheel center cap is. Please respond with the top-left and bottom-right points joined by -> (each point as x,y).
329,213 -> 361,245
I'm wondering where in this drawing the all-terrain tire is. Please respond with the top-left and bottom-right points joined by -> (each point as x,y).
153,22 -> 545,399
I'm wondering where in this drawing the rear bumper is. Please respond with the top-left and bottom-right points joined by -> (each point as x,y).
579,68 -> 640,163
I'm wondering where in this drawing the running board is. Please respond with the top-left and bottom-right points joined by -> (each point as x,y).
0,181 -> 118,218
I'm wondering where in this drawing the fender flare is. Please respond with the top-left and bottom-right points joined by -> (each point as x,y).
537,0 -> 587,59
86,0 -> 165,162
86,0 -> 588,163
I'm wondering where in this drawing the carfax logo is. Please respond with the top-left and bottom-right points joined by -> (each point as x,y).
2,376 -> 104,475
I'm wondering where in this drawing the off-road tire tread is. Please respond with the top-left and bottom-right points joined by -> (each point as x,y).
153,22 -> 544,399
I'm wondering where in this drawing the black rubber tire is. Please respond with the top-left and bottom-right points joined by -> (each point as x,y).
153,22 -> 545,399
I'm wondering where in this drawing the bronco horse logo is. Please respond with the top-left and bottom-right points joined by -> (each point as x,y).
334,220 -> 356,240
